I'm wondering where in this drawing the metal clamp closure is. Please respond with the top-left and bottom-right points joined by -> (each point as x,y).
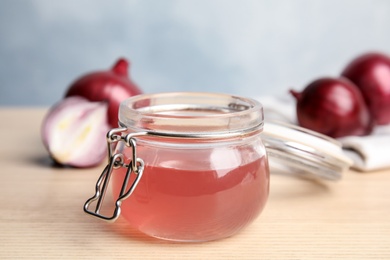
84,127 -> 145,222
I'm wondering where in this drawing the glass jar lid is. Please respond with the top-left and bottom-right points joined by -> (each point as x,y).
261,121 -> 353,181
119,92 -> 352,180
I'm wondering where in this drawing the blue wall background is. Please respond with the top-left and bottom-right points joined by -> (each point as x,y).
1,0 -> 390,106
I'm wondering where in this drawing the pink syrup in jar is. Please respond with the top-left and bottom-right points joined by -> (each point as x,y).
112,141 -> 270,242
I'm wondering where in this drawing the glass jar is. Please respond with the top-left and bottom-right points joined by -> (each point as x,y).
84,92 -> 270,242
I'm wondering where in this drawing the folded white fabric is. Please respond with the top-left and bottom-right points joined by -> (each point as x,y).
257,95 -> 390,172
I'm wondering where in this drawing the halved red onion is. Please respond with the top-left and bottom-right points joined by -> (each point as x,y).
41,96 -> 110,168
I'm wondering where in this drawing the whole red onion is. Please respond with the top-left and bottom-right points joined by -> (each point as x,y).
290,77 -> 373,138
65,58 -> 142,128
341,52 -> 390,125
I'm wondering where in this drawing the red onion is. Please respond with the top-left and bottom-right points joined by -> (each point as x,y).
41,96 -> 110,168
290,77 -> 373,138
341,52 -> 390,125
65,58 -> 142,128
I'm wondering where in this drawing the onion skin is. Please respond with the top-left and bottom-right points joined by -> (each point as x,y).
341,52 -> 390,125
290,77 -> 373,138
65,58 -> 142,128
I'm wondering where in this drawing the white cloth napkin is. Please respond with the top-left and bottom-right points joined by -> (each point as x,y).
257,95 -> 390,172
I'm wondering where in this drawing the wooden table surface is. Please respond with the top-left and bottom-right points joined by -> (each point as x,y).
1,108 -> 389,259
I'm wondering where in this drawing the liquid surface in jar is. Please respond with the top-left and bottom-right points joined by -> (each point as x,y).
112,145 -> 269,242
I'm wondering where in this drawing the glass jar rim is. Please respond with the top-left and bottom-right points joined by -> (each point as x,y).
118,92 -> 264,139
